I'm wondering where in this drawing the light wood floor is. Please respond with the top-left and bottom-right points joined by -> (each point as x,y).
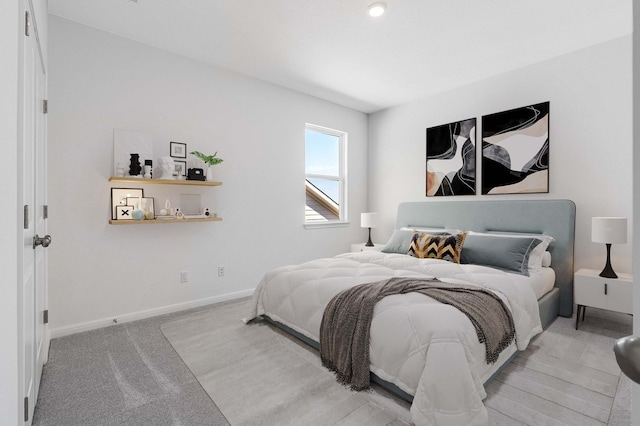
485,307 -> 632,425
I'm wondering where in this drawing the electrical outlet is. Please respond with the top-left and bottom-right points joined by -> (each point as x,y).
218,266 -> 225,277
180,271 -> 189,283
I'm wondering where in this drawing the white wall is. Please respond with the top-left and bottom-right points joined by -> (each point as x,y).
369,36 -> 633,274
47,16 -> 369,332
1,0 -> 20,423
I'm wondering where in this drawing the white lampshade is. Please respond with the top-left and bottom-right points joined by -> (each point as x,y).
592,217 -> 627,244
361,212 -> 381,228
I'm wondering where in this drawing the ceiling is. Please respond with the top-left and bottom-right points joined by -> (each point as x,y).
48,0 -> 632,113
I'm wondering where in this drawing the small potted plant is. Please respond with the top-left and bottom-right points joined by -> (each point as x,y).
190,151 -> 223,182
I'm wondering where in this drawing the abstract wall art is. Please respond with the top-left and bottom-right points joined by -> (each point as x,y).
426,118 -> 476,196
481,102 -> 549,195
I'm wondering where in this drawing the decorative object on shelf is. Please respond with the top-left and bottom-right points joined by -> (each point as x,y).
426,118 -> 476,196
116,205 -> 134,220
187,168 -> 205,181
482,102 -> 549,195
144,159 -> 152,179
113,129 -> 152,177
111,188 -> 143,220
204,208 -> 210,217
174,160 -> 187,178
592,216 -> 627,278
129,153 -> 142,176
141,197 -> 155,219
115,162 -> 125,177
127,196 -> 145,221
176,208 -> 184,219
170,141 -> 187,159
159,156 -> 176,180
190,151 -> 223,182
361,212 -> 381,247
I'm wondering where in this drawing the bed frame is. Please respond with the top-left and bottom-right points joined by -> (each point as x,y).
265,199 -> 576,403
396,199 -> 576,326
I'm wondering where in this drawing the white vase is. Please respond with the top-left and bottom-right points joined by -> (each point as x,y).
206,166 -> 213,182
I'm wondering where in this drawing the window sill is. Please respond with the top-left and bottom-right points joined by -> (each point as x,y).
303,221 -> 350,230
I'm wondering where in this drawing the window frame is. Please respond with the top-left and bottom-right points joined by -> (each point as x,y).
304,123 -> 348,228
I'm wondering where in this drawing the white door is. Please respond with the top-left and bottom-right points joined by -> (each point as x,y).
21,1 -> 49,423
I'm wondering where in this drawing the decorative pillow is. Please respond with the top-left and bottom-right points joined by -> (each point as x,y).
382,228 -> 453,254
541,251 -> 552,267
408,232 -> 467,263
381,229 -> 414,254
479,231 -> 555,275
461,233 -> 543,276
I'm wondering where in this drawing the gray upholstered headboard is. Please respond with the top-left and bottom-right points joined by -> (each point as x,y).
395,199 -> 576,318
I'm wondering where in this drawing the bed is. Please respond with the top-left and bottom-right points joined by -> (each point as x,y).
245,199 -> 575,425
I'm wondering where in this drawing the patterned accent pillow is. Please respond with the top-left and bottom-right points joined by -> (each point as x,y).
408,232 -> 467,263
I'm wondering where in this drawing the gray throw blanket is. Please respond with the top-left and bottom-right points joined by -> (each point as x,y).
319,277 -> 516,391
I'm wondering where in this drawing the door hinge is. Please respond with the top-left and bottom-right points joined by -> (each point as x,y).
24,396 -> 29,422
25,11 -> 30,37
24,205 -> 29,230
43,205 -> 48,219
43,99 -> 48,114
44,310 -> 49,324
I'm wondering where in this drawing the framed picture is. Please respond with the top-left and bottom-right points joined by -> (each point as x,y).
426,118 -> 476,196
126,197 -> 142,209
115,205 -> 134,220
111,188 -> 143,219
481,102 -> 549,195
174,160 -> 187,177
170,141 -> 187,159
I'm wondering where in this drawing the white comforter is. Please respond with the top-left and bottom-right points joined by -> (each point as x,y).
246,251 -> 543,426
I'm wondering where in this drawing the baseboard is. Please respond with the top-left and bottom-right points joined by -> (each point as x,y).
49,288 -> 255,339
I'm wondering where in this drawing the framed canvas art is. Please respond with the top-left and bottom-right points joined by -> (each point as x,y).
481,102 -> 549,194
426,118 -> 476,196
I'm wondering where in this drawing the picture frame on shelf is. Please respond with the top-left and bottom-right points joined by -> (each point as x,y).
170,141 -> 187,159
174,160 -> 187,177
126,197 -> 142,209
111,188 -> 143,219
115,205 -> 134,220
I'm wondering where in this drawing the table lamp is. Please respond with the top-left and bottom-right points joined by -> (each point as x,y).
592,217 -> 627,278
361,213 -> 381,247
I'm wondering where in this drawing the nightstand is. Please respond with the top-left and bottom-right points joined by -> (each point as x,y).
574,268 -> 633,330
351,243 -> 384,253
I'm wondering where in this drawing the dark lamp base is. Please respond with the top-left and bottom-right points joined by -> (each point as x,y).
365,228 -> 374,247
599,243 -> 618,279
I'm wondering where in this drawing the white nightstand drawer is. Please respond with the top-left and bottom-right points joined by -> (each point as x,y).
574,268 -> 633,314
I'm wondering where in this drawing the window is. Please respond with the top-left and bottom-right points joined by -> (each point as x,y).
305,124 -> 347,225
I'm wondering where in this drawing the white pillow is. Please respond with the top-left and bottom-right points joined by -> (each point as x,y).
468,231 -> 554,275
541,251 -> 552,267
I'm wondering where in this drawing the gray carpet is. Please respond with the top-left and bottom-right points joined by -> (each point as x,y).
33,304 -> 230,426
160,299 -> 413,426
33,297 -> 632,425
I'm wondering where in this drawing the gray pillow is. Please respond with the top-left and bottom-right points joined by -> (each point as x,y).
381,229 -> 450,254
460,234 -> 542,276
381,229 -> 414,254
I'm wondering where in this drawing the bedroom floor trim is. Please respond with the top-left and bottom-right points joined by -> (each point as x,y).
34,298 -> 631,425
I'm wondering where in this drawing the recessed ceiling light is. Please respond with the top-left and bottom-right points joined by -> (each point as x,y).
368,2 -> 386,18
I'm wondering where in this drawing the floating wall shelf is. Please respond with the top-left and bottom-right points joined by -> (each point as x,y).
109,177 -> 222,187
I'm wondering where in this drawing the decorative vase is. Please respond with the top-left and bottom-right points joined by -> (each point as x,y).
129,153 -> 141,176
206,166 -> 213,182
